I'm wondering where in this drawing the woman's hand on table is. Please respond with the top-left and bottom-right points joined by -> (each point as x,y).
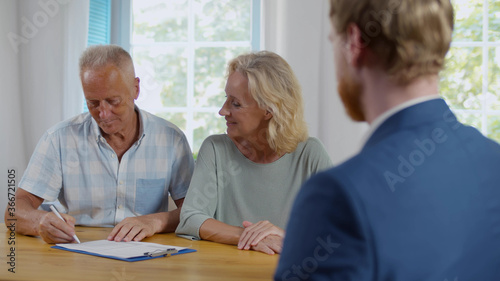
238,220 -> 284,255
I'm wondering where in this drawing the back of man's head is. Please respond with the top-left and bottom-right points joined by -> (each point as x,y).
329,0 -> 454,84
79,44 -> 135,79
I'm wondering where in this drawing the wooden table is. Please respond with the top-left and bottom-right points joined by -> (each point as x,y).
0,223 -> 279,280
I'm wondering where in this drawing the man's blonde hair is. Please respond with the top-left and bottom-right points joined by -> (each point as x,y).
329,0 -> 454,84
227,51 -> 308,154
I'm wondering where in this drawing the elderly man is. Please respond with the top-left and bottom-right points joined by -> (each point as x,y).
276,0 -> 500,280
5,45 -> 194,244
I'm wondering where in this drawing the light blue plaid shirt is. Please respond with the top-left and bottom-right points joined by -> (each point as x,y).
19,107 -> 194,227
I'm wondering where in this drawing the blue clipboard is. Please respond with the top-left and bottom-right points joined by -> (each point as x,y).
51,245 -> 196,262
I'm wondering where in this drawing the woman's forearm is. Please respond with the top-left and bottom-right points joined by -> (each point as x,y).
199,218 -> 244,245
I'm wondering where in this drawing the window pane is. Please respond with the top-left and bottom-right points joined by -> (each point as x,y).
194,46 -> 250,107
452,0 -> 483,42
193,112 -> 227,153
156,112 -> 187,132
489,0 -> 500,42
488,47 -> 500,110
455,112 -> 482,130
134,47 -> 188,108
487,115 -> 500,142
194,0 -> 251,41
440,47 -> 482,110
133,0 -> 188,43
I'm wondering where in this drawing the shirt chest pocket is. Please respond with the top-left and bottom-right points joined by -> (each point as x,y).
135,178 -> 167,215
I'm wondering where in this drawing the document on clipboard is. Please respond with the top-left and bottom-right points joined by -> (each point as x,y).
52,240 -> 196,262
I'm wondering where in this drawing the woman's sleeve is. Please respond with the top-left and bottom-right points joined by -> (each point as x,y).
308,137 -> 334,173
175,136 -> 220,240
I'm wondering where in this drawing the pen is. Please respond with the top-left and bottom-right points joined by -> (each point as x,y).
144,248 -> 178,257
49,204 -> 81,244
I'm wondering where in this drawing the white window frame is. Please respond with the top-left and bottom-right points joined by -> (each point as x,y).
445,0 -> 500,137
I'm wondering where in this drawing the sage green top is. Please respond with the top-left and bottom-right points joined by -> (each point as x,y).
175,134 -> 333,240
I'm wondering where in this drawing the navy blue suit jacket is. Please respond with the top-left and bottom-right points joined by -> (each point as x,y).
275,99 -> 500,281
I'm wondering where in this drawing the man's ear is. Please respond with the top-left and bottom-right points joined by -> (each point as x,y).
345,23 -> 366,68
134,77 -> 140,100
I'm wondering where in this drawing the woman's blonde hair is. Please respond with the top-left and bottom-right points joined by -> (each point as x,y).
329,0 -> 454,84
227,51 -> 308,154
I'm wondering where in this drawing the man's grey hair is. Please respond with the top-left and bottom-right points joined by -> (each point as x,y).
79,44 -> 135,76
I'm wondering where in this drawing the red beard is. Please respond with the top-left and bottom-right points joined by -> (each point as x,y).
337,72 -> 365,122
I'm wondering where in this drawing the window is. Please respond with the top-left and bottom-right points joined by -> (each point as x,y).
87,0 -> 111,46
130,0 -> 261,154
84,0 -> 112,112
441,0 -> 500,142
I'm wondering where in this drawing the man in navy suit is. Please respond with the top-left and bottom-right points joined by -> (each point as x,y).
275,0 -> 500,280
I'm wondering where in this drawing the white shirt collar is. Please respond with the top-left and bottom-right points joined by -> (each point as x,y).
361,95 -> 441,146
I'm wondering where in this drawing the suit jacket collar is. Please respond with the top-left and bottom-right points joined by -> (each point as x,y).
362,98 -> 456,150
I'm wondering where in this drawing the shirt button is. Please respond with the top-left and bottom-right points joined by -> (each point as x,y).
118,205 -> 123,209
119,181 -> 124,185
111,153 -> 115,158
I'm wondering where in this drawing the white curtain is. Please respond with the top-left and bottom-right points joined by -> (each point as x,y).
261,0 -> 368,165
0,0 -> 89,222
19,0 -> 89,153
1,0 -> 24,224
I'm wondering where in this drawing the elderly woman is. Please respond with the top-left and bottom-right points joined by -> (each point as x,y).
175,51 -> 332,254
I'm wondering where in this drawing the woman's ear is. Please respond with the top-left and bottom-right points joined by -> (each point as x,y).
264,109 -> 273,120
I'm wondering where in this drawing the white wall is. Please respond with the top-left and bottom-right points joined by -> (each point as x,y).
1,0 -> 25,224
